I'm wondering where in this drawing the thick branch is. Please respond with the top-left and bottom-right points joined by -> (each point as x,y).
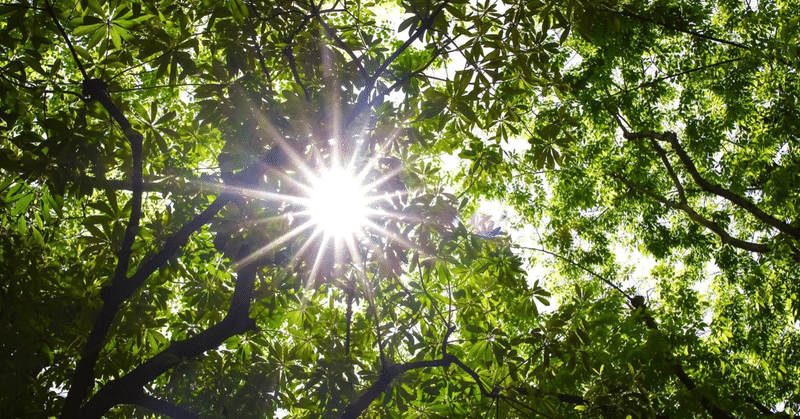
61,145 -> 284,419
339,355 -> 457,419
60,60 -> 147,419
633,306 -> 735,419
451,356 -> 497,397
339,326 -> 457,419
744,395 -> 800,418
613,173 -> 771,253
78,251 -> 260,418
648,138 -> 686,203
660,132 -> 800,240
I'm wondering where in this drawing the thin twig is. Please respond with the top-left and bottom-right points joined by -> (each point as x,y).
604,6 -> 749,50
44,0 -> 88,80
517,245 -> 635,303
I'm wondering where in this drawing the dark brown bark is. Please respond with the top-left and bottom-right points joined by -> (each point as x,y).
78,248 -> 260,418
625,131 -> 800,241
613,173 -> 771,253
339,357 -> 456,419
634,307 -> 735,419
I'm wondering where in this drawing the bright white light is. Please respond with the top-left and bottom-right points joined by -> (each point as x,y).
307,167 -> 369,239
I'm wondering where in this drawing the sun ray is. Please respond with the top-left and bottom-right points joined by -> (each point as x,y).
281,227 -> 325,273
351,129 -> 403,184
260,164 -> 317,195
362,219 -> 428,256
306,234 -> 333,289
223,81 -> 429,295
237,219 -> 317,268
361,206 -> 416,222
249,107 -> 328,187
247,212 -> 295,227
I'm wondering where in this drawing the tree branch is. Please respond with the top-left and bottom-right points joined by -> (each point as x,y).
344,1 -> 449,128
339,326 -> 457,419
74,175 -> 208,195
44,0 -> 88,80
613,173 -> 771,253
656,131 -> 800,240
451,356 -> 497,398
253,43 -> 273,88
339,355 -> 457,419
311,4 -> 368,81
632,304 -> 735,419
283,16 -> 312,101
382,33 -> 458,95
516,245 -> 634,303
604,6 -> 749,50
647,137 -> 687,203
60,144 -> 285,419
56,29 -> 148,419
619,58 -> 742,96
743,395 -> 800,418
78,247 -> 260,419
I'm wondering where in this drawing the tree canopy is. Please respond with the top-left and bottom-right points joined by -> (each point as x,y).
1,0 -> 799,417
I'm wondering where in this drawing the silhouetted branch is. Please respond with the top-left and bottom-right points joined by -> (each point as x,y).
619,58 -> 742,95
604,6 -> 748,50
253,43 -> 273,88
631,303 -> 735,419
382,33 -> 458,94
339,326 -> 457,419
625,131 -> 800,241
311,5 -> 368,81
283,16 -> 312,101
648,138 -> 687,203
612,173 -> 771,253
344,1 -> 450,128
744,395 -> 800,418
49,6 -> 147,416
517,245 -> 634,302
74,175 -> 209,195
661,132 -> 799,240
44,0 -> 87,79
79,248 -> 260,419
339,355 -> 457,419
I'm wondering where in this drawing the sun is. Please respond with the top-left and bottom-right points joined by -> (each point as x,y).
306,166 -> 370,239
226,132 -> 418,281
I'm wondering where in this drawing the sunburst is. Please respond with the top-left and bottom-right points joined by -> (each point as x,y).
225,132 -> 419,289
201,38 -> 437,288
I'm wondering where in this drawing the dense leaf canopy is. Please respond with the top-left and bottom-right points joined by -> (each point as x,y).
1,0 -> 799,417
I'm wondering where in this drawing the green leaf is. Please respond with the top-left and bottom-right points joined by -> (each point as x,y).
73,23 -> 104,36
11,193 -> 33,216
456,101 -> 477,122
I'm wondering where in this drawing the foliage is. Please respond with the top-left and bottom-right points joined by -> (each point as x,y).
1,0 -> 799,418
